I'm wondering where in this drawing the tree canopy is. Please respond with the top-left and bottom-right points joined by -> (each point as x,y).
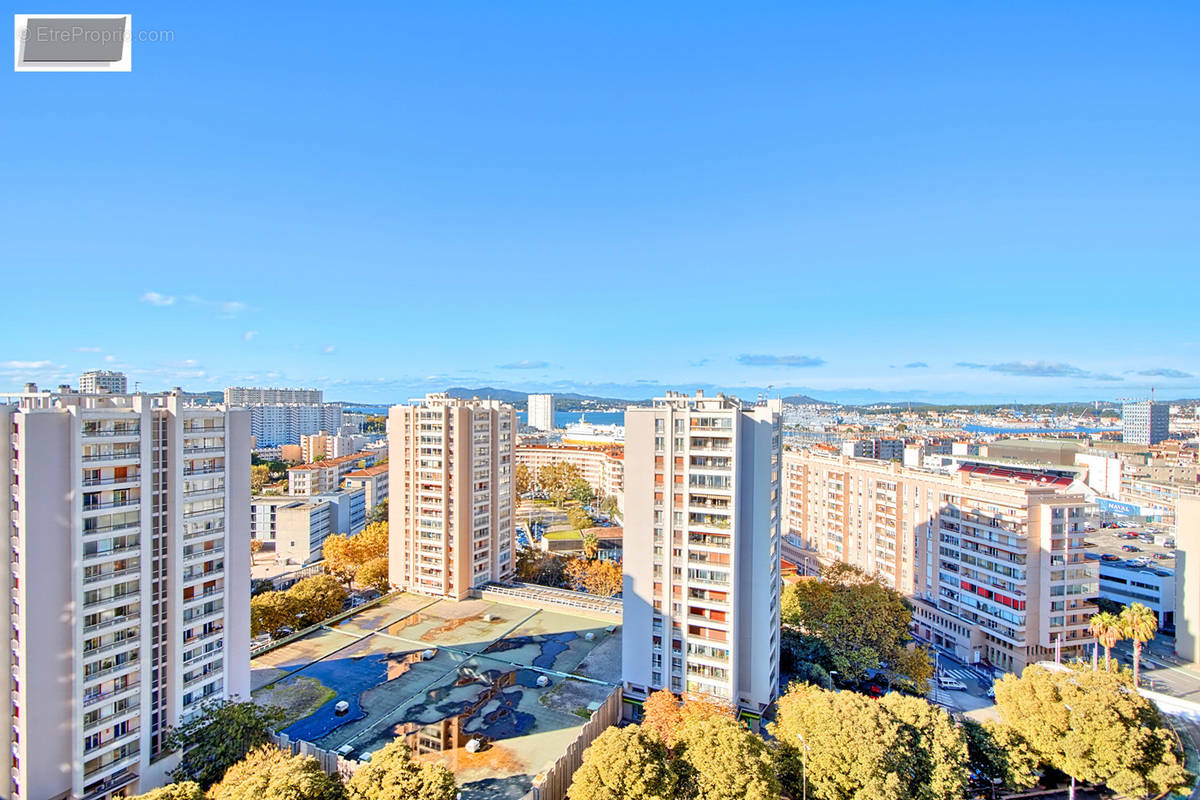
132,782 -> 205,800
163,700 -> 286,788
206,746 -> 345,800
781,562 -> 931,687
344,739 -> 457,800
993,663 -> 1190,798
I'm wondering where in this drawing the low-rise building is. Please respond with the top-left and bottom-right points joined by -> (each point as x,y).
516,443 -> 624,508
256,488 -> 367,564
1098,559 -> 1175,631
287,451 -> 378,496
343,464 -> 389,511
300,430 -> 371,462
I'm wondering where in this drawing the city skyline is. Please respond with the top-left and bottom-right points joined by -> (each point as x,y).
5,3 -> 1198,404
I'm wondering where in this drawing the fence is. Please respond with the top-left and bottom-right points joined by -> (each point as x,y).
477,581 -> 623,620
270,731 -> 360,781
523,685 -> 623,800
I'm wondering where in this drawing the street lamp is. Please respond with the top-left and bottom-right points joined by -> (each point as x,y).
828,670 -> 838,691
796,731 -> 810,800
1063,703 -> 1077,800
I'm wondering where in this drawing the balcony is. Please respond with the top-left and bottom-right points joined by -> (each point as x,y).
84,545 -> 141,563
81,427 -> 140,439
183,466 -> 224,477
183,506 -> 224,521
82,497 -> 141,514
83,519 -> 140,537
183,545 -> 224,564
183,643 -> 224,666
82,659 -> 140,686
83,566 -> 141,586
82,635 -> 140,660
82,450 -> 140,464
82,474 -> 141,488
182,445 -> 226,457
83,612 -> 140,635
182,566 -> 224,585
183,587 -> 224,607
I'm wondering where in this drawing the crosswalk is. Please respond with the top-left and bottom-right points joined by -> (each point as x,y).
939,668 -> 977,684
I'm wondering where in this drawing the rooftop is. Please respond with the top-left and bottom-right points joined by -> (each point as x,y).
344,464 -> 389,477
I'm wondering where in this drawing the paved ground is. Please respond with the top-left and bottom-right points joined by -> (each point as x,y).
251,592 -> 621,800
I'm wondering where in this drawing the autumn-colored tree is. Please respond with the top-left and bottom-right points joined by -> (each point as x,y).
1089,611 -> 1123,670
567,506 -> 595,531
251,591 -> 300,638
515,548 -> 566,586
641,690 -> 684,748
206,746 -> 345,800
567,725 -> 677,800
993,663 -> 1191,798
355,556 -> 390,594
344,739 -> 456,800
288,574 -> 347,627
564,557 -> 623,596
350,521 -> 388,563
1118,602 -> 1158,687
250,539 -> 264,562
782,562 -> 930,686
251,464 -> 270,494
515,463 -> 533,496
131,782 -> 204,800
679,692 -> 737,725
878,692 -> 970,800
163,701 -> 286,787
673,715 -> 779,800
322,534 -> 357,588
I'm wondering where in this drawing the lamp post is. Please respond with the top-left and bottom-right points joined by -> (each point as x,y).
828,670 -> 838,691
1063,703 -> 1077,800
796,731 -> 810,800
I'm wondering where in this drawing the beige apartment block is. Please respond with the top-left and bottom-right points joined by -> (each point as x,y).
515,443 -> 624,508
388,394 -> 516,599
0,387 -> 250,800
783,450 -> 1097,673
622,391 -> 782,723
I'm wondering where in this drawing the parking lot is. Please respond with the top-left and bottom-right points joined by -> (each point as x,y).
1083,523 -> 1175,566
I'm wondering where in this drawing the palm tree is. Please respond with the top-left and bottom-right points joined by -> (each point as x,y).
1119,603 -> 1159,687
1089,611 -> 1122,670
582,532 -> 600,560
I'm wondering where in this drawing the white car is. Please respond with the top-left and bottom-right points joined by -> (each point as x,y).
937,675 -> 967,691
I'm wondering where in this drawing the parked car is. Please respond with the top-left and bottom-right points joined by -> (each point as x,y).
1154,552 -> 1171,560
1122,545 -> 1140,552
1101,554 -> 1121,562
937,675 -> 967,691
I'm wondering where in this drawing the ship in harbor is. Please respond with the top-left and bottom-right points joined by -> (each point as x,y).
560,414 -> 625,446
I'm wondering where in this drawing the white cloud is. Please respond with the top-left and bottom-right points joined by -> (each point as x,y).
323,345 -> 336,354
140,291 -> 175,306
242,331 -> 259,342
75,346 -> 102,353
0,360 -> 56,369
104,355 -> 116,363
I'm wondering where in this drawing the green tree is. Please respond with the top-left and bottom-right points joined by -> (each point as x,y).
515,547 -> 565,587
673,715 -> 779,800
567,506 -> 595,531
131,782 -> 205,800
582,531 -> 600,560
344,739 -> 457,800
1118,602 -> 1158,687
288,574 -> 347,627
206,745 -> 345,800
781,562 -> 929,685
878,693 -> 969,800
567,725 -> 677,800
163,701 -> 287,788
568,477 -> 594,504
961,719 -> 1040,792
515,463 -> 532,496
367,497 -> 388,524
1089,611 -> 1123,670
251,591 -> 299,638
994,663 -> 1191,798
355,556 -> 391,594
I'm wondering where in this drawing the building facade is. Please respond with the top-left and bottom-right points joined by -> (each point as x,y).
79,370 -> 128,395
1,388 -> 250,800
1176,493 -> 1200,663
1123,400 -> 1170,446
343,464 -> 389,512
782,450 -> 1097,673
223,386 -> 323,405
516,444 -> 624,507
286,451 -> 378,497
622,391 -> 782,723
388,394 -> 516,599
527,393 -> 555,432
300,430 -> 370,463
242,404 -> 344,448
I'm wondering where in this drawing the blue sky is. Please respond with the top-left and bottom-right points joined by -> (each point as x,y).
4,2 -> 1198,404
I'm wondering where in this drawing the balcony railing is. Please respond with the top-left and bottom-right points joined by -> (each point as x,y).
82,451 -> 140,463
82,474 -> 141,488
84,566 -> 140,585
83,612 -> 140,635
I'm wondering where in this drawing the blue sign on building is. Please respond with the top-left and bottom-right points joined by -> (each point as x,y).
1097,498 -> 1141,517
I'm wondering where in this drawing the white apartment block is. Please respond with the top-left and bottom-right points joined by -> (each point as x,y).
516,444 -> 624,508
841,437 -> 905,461
300,430 -> 370,462
223,386 -> 322,405
622,391 -> 782,723
527,394 -> 555,432
1,387 -> 250,800
242,404 -> 343,448
1123,400 -> 1170,446
783,449 -> 1097,673
388,394 -> 516,600
343,464 -> 389,511
251,489 -> 366,564
79,371 -> 128,395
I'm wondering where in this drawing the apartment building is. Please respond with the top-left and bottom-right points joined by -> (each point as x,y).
783,449 -> 1097,673
1,387 -> 250,800
300,430 -> 370,463
527,393 -> 555,432
388,394 -> 516,599
1175,493 -> 1200,662
286,451 -> 378,496
1123,400 -> 1170,446
265,489 -> 366,564
223,386 -> 322,405
343,464 -> 389,511
242,403 -> 343,448
622,391 -> 782,724
79,370 -> 128,395
841,437 -> 905,461
516,443 -> 624,507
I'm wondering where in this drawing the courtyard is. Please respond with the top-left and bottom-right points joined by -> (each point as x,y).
251,593 -> 621,800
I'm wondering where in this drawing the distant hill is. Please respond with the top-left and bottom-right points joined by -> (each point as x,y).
781,393 -> 836,406
444,387 -> 650,409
